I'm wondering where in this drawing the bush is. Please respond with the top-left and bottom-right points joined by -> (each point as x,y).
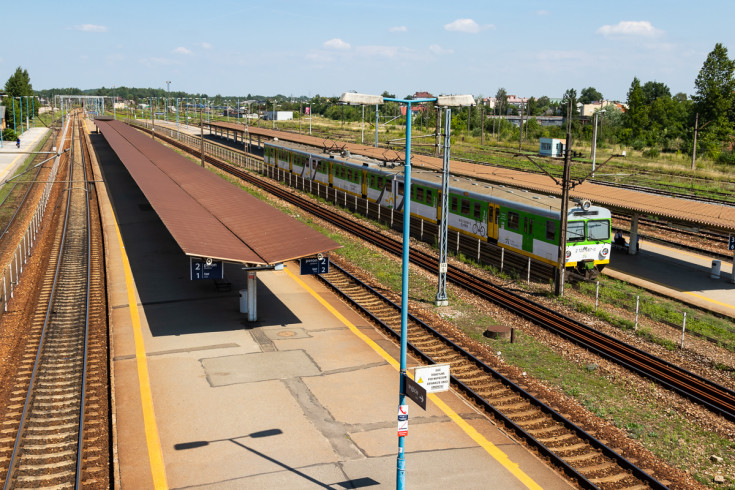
631,139 -> 646,151
642,148 -> 660,158
716,150 -> 735,165
2,128 -> 18,141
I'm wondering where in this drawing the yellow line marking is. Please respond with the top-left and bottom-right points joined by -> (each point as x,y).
114,221 -> 169,489
683,291 -> 735,311
284,266 -> 541,489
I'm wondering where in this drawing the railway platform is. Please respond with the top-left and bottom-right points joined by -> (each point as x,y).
606,237 -> 735,319
87,119 -> 571,488
0,127 -> 49,182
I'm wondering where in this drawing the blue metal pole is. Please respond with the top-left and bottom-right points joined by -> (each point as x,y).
397,100 -> 413,490
19,98 -> 23,135
32,97 -> 35,128
12,99 -> 16,134
26,96 -> 29,129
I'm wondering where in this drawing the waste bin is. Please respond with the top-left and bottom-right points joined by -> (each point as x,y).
711,260 -> 721,279
239,289 -> 248,313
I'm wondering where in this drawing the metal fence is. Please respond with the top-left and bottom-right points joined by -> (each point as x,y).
0,120 -> 68,315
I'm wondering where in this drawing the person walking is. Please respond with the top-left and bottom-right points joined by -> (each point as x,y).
16,137 -> 20,149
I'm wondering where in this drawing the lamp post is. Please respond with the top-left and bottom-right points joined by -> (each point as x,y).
340,91 -> 474,490
18,97 -> 23,135
166,81 -> 171,122
591,109 -> 606,177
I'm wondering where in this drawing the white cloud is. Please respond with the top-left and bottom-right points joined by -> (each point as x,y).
389,26 -> 407,32
444,19 -> 494,33
356,45 -> 400,58
429,44 -> 454,56
199,42 -> 213,49
73,24 -> 107,32
596,21 -> 663,38
536,10 -> 550,16
323,38 -> 351,50
173,46 -> 193,55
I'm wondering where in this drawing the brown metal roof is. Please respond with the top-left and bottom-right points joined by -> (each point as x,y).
237,125 -> 735,232
96,120 -> 340,265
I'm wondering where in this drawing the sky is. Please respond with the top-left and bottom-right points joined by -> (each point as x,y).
3,0 -> 735,102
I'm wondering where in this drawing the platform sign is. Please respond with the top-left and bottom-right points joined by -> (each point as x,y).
190,257 -> 224,280
729,235 -> 735,251
414,364 -> 451,393
397,404 -> 409,437
300,256 -> 329,275
404,375 -> 427,410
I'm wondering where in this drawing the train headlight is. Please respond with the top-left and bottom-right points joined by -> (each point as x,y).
601,247 -> 609,257
565,250 -> 572,259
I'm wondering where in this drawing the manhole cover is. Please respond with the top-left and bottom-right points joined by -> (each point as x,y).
277,331 -> 296,337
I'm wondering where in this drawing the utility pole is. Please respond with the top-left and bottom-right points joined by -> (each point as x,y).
518,101 -> 524,152
200,107 -> 205,167
481,105 -> 485,145
435,107 -> 441,156
691,113 -> 713,170
555,133 -> 572,296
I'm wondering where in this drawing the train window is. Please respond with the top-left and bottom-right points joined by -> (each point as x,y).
587,220 -> 610,240
567,221 -> 585,242
451,196 -> 459,212
397,182 -> 404,196
545,221 -> 556,240
461,199 -> 470,215
473,203 -> 481,220
528,219 -> 533,234
416,187 -> 424,202
427,190 -> 434,205
495,208 -> 499,225
508,212 -> 519,230
384,179 -> 391,191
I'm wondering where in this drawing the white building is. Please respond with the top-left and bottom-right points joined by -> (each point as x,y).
539,138 -> 565,158
263,111 -> 293,121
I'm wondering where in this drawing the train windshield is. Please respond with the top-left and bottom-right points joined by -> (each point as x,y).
587,220 -> 610,241
567,221 -> 585,242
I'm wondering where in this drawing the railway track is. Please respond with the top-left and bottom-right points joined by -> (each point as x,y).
321,260 -> 665,489
141,125 -> 735,423
0,115 -> 109,488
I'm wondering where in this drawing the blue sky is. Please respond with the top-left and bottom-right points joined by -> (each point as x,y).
3,1 -> 734,101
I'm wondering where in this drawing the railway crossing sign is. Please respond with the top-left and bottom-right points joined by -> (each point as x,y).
300,255 -> 329,275
190,257 -> 224,280
413,364 -> 451,393
729,235 -> 735,251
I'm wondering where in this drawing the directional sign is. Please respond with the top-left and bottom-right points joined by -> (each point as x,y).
190,257 -> 224,280
414,364 -> 451,393
404,375 -> 427,410
300,256 -> 329,275
729,235 -> 735,251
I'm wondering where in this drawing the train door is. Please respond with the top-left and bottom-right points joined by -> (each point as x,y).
489,204 -> 499,240
522,216 -> 534,252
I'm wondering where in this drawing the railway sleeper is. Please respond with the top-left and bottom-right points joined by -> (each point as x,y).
588,470 -> 635,485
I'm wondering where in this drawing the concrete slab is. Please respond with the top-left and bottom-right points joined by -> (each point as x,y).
0,127 -> 50,182
606,238 -> 735,318
202,350 -> 321,386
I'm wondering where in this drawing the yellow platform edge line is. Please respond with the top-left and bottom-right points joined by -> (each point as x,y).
114,220 -> 169,490
284,266 -> 541,490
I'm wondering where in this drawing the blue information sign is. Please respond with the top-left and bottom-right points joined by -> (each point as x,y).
190,257 -> 224,280
300,257 -> 329,275
729,235 -> 735,251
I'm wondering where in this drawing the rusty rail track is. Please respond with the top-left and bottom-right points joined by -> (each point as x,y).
1,114 -> 109,488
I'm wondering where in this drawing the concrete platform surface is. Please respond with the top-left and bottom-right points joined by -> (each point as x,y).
0,127 -> 50,182
86,119 -> 572,489
606,237 -> 735,319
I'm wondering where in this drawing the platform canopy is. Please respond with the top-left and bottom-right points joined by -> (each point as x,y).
96,119 -> 340,265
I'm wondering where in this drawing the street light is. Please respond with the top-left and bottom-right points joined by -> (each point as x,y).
166,81 -> 171,122
591,109 -> 606,177
340,91 -> 474,490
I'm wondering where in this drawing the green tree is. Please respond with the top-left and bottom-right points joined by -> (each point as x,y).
494,87 -> 508,115
4,66 -> 35,131
561,88 -> 578,132
692,43 -> 735,146
622,77 -> 648,144
579,87 -> 603,104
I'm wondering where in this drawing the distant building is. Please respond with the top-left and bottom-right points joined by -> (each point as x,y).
0,105 -> 5,130
412,91 -> 434,99
263,111 -> 293,121
539,138 -> 565,157
579,100 -> 625,117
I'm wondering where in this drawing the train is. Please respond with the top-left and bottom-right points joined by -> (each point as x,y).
263,139 -> 612,277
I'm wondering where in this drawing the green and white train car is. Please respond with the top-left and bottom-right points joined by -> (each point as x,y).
262,140 -> 612,276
